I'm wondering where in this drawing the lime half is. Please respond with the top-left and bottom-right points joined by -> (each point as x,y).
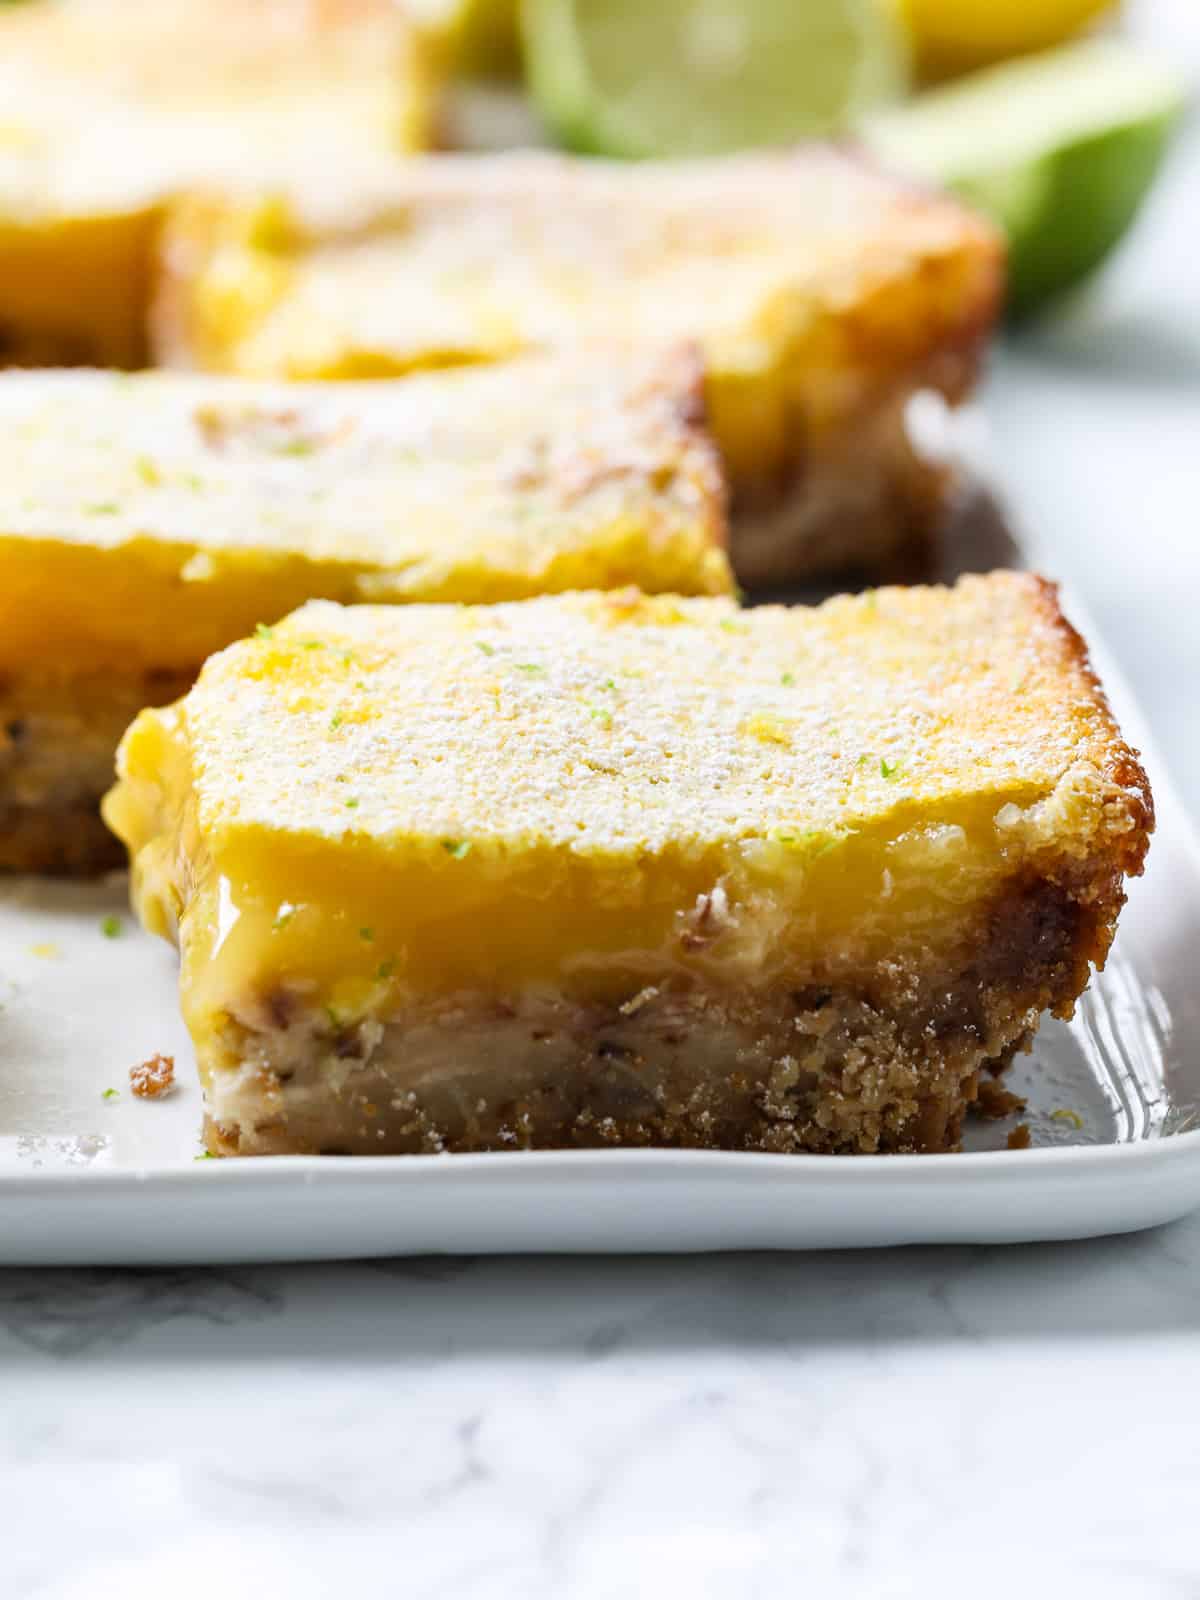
863,40 -> 1187,315
522,0 -> 908,159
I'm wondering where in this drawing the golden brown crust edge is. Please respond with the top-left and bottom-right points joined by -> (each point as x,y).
1027,572 -> 1155,872
630,339 -> 732,563
993,575 -> 1153,1017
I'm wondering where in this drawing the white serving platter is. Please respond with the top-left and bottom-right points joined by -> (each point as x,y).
3,590 -> 1199,1264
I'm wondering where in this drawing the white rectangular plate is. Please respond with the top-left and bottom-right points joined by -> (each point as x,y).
3,588 -> 1199,1263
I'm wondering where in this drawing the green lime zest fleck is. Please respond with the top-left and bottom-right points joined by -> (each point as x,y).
101,1088 -> 120,1102
325,1005 -> 341,1028
376,958 -> 397,981
515,662 -> 545,676
442,839 -> 472,859
100,914 -> 122,939
135,455 -> 161,487
194,1151 -> 215,1161
880,757 -> 900,780
601,678 -> 617,692
780,672 -> 796,687
254,623 -> 275,641
277,438 -> 315,457
329,712 -> 343,731
719,619 -> 747,634
85,501 -> 119,515
1051,1107 -> 1084,1130
300,639 -> 324,651
475,641 -> 496,656
344,797 -> 360,810
588,706 -> 613,727
773,828 -> 839,858
359,927 -> 374,943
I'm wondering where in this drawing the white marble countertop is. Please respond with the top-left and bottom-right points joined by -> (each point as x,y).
5,7 -> 1200,1597
6,1235 -> 1200,1600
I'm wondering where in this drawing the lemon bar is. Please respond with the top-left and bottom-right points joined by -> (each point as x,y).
154,146 -> 1003,585
0,353 -> 729,873
105,575 -> 1152,1158
0,0 -> 443,367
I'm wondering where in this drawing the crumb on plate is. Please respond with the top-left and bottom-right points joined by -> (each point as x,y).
974,1079 -> 1028,1120
130,1052 -> 176,1099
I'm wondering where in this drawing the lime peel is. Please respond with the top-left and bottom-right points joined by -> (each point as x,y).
862,39 -> 1187,314
524,0 -> 908,159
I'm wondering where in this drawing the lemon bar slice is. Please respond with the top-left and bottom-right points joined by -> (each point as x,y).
105,575 -> 1152,1158
154,146 -> 1003,585
0,353 -> 729,873
0,0 -> 444,367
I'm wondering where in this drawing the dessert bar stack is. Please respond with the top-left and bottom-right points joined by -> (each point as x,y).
156,147 -> 1002,585
0,2 -> 1152,1159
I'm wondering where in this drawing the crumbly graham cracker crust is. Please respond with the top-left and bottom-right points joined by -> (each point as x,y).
202,866 -> 1130,1158
1,668 -> 190,875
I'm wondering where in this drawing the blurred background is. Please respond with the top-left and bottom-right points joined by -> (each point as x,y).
986,3 -> 1200,821
465,0 -> 1199,819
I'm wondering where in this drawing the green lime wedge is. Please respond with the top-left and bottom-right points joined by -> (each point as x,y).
862,40 -> 1187,316
521,0 -> 908,159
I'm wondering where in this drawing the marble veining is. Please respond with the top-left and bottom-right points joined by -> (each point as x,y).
0,1268 -> 283,1358
5,1219 -> 1200,1598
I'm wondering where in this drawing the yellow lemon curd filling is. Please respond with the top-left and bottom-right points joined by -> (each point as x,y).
0,361 -> 729,676
104,581 -> 1148,1076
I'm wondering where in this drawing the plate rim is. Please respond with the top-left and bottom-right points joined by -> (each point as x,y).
7,1123 -> 1200,1195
